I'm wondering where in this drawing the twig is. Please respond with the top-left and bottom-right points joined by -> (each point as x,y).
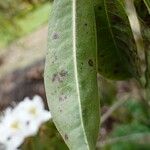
101,95 -> 130,124
97,132 -> 150,148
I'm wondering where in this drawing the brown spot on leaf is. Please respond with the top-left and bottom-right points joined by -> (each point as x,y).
59,95 -> 67,101
84,23 -> 87,26
52,32 -> 59,40
59,70 -> 67,77
64,134 -> 69,140
88,59 -> 94,67
52,70 -> 68,83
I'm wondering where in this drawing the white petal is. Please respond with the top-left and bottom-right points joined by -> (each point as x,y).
5,135 -> 24,150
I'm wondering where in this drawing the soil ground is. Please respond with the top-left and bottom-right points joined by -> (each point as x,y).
0,25 -> 48,79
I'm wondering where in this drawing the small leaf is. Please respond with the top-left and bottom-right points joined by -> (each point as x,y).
143,0 -> 150,14
44,0 -> 100,149
94,0 -> 141,80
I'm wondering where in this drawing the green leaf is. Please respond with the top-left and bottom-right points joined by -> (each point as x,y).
94,0 -> 140,80
44,0 -> 100,149
143,0 -> 150,14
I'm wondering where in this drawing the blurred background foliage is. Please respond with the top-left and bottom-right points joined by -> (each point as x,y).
0,0 -> 150,150
0,0 -> 53,48
21,121 -> 69,150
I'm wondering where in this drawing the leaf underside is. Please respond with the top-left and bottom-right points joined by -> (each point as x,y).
94,0 -> 140,80
44,0 -> 100,150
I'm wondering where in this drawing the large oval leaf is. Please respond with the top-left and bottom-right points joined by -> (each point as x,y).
44,0 -> 100,149
94,0 -> 141,80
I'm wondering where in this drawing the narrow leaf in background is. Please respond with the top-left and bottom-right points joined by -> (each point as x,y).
94,0 -> 141,80
143,0 -> 150,14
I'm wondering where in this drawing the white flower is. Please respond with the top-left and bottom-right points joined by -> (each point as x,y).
14,95 -> 52,136
0,108 -> 26,150
0,95 -> 52,150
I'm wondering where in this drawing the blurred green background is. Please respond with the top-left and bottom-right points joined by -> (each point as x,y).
0,0 -> 54,48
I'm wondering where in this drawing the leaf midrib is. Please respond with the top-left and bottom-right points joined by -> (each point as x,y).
104,0 -> 127,61
72,0 -> 90,149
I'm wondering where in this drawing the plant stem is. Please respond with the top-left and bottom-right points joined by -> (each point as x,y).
101,95 -> 130,124
97,133 -> 150,148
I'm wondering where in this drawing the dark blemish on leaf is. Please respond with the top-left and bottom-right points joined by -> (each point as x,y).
53,52 -> 58,60
51,55 -> 57,64
88,59 -> 94,67
84,23 -> 87,26
59,95 -> 67,101
52,73 -> 58,82
59,70 -> 68,77
80,62 -> 83,70
64,134 -> 69,140
58,107 -> 62,112
52,70 -> 68,83
54,55 -> 58,61
52,32 -> 59,40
